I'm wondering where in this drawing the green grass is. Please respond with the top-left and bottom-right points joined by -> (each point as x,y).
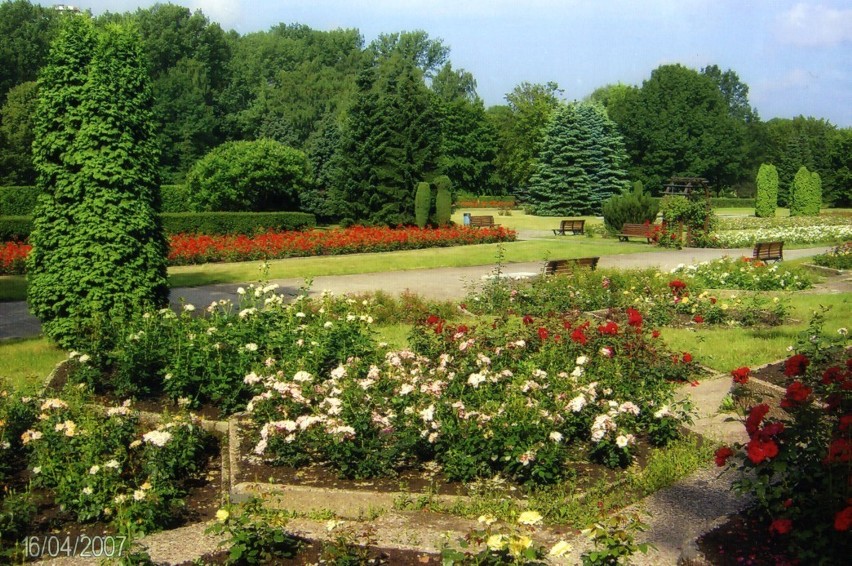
0,337 -> 66,391
166,239 -> 658,289
373,323 -> 412,350
661,293 -> 850,373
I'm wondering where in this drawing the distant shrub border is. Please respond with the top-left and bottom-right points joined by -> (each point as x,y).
1,185 -> 196,215
455,195 -> 517,208
0,211 -> 316,241
1,225 -> 517,273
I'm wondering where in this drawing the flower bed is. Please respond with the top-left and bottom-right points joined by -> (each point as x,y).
810,241 -> 852,270
465,268 -> 789,328
670,256 -> 813,291
0,226 -> 517,274
0,382 -> 218,560
56,284 -> 697,490
711,224 -> 852,248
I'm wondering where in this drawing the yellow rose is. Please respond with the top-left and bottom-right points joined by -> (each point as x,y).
508,535 -> 532,557
478,514 -> 497,526
517,510 -> 543,525
549,540 -> 573,557
215,509 -> 229,522
486,534 -> 507,551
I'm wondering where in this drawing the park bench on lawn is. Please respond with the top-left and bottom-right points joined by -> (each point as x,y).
469,215 -> 496,228
617,223 -> 653,243
753,241 -> 783,263
552,219 -> 585,236
543,257 -> 599,276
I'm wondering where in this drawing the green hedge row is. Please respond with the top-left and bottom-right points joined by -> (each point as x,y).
0,186 -> 39,216
0,211 -> 316,240
0,185 -> 197,215
650,197 -> 756,208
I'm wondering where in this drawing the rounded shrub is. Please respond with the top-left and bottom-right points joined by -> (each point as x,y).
186,139 -> 310,212
754,163 -> 778,218
601,181 -> 659,234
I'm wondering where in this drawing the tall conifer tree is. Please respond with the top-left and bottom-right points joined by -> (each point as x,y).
28,18 -> 168,348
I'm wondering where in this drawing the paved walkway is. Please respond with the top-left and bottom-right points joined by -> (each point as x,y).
0,245 -> 834,340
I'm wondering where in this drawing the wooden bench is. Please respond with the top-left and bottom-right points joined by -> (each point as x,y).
552,219 -> 585,236
617,223 -> 653,243
753,241 -> 783,263
469,215 -> 496,228
543,257 -> 599,276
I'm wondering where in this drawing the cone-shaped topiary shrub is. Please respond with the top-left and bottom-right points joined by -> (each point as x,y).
414,181 -> 431,228
434,175 -> 452,226
755,163 -> 778,218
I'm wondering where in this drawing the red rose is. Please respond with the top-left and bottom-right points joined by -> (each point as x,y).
571,329 -> 588,345
840,414 -> 852,432
759,421 -> 785,439
456,324 -> 469,334
822,366 -> 844,385
784,354 -> 810,377
747,437 -> 779,464
780,381 -> 812,408
537,327 -> 549,341
731,367 -> 750,384
693,315 -> 704,324
652,330 -> 661,338
714,446 -> 734,467
626,307 -> 643,328
669,279 -> 686,290
597,321 -> 619,335
769,518 -> 792,535
426,314 -> 440,325
783,498 -> 793,508
682,352 -> 693,363
435,321 -> 444,334
745,404 -> 770,437
825,438 -> 852,464
522,315 -> 534,326
835,506 -> 852,531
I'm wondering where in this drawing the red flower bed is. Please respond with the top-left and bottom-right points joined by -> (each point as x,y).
0,241 -> 30,275
0,226 -> 517,273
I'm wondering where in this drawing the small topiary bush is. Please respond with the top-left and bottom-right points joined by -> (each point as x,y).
789,166 -> 821,217
434,175 -> 453,226
414,181 -> 431,228
755,163 -> 779,218
602,182 -> 659,234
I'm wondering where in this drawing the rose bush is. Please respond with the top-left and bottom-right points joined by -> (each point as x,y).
671,256 -> 813,291
717,311 -> 851,563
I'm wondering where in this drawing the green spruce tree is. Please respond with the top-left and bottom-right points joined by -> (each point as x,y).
28,19 -> 168,348
789,165 -> 821,216
526,103 -> 628,215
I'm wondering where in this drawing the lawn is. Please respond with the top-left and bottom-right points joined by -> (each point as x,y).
0,337 -> 66,391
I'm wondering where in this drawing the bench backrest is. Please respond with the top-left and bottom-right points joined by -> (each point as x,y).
469,215 -> 494,227
544,257 -> 599,275
620,223 -> 648,236
753,241 -> 783,260
560,219 -> 585,230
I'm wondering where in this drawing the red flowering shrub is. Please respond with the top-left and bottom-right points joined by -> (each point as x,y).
597,321 -> 619,336
0,241 -> 30,275
715,446 -> 734,467
626,307 -> 643,328
719,312 -> 851,562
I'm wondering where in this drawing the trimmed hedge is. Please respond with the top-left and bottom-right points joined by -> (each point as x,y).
650,197 -> 755,208
0,184 -> 195,215
0,216 -> 32,240
160,184 -> 194,213
162,212 -> 315,234
0,186 -> 39,216
0,212 -> 316,240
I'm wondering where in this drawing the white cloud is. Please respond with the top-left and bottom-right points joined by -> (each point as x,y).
777,3 -> 852,46
188,0 -> 244,29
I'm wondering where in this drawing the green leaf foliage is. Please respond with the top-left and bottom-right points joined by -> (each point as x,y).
186,139 -> 310,212
28,17 -> 168,349
526,103 -> 628,215
0,81 -> 39,184
789,166 -> 821,216
755,163 -> 778,218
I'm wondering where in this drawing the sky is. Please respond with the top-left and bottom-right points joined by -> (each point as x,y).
42,0 -> 852,127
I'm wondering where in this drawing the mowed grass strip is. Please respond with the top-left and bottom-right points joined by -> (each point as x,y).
0,337 -> 66,392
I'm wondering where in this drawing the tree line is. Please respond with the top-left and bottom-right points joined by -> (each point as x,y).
0,0 -> 849,223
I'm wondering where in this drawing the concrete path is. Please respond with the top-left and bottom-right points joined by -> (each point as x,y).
0,245 -> 834,340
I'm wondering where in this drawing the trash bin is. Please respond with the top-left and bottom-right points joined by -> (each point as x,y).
463,212 -> 471,226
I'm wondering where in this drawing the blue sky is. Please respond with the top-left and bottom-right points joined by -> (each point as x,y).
46,1 -> 852,127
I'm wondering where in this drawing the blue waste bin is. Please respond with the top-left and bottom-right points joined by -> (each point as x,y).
463,212 -> 471,226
